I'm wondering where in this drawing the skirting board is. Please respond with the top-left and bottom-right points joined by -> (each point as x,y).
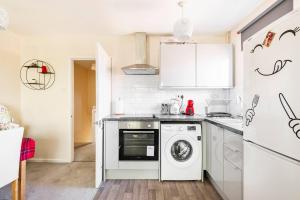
28,158 -> 71,163
105,169 -> 159,180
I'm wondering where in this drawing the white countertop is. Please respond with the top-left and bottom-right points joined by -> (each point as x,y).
205,117 -> 243,132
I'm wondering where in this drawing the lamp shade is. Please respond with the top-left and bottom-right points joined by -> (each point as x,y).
173,17 -> 193,42
0,8 -> 9,30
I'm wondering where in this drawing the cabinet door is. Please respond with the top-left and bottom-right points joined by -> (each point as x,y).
206,123 -> 212,174
160,43 -> 196,87
197,44 -> 233,88
210,125 -> 224,190
224,158 -> 242,200
105,121 -> 119,169
224,130 -> 243,169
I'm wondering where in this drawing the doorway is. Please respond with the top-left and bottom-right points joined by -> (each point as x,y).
73,60 -> 96,162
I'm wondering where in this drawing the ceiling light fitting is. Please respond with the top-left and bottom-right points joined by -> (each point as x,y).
173,0 -> 193,42
0,7 -> 9,30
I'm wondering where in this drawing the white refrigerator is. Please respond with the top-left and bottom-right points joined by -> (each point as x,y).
243,9 -> 300,200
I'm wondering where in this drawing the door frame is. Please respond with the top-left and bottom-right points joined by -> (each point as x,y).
69,57 -> 96,163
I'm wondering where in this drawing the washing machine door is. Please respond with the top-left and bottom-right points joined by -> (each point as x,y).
165,135 -> 200,168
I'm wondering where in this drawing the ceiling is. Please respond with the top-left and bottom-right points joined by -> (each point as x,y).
1,0 -> 263,36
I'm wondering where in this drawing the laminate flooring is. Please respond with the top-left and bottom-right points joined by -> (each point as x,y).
94,180 -> 222,200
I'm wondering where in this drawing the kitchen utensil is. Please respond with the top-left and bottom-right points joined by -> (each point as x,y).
169,99 -> 180,115
206,112 -> 232,118
185,100 -> 194,115
115,97 -> 124,115
161,103 -> 170,115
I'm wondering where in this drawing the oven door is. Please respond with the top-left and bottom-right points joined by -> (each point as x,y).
119,129 -> 159,161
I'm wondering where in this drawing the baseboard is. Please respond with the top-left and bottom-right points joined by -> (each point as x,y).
28,158 -> 72,163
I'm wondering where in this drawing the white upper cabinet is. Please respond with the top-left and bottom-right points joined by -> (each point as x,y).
160,43 -> 196,88
196,44 -> 233,88
160,43 -> 233,88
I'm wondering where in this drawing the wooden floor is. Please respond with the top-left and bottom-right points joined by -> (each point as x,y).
94,180 -> 222,200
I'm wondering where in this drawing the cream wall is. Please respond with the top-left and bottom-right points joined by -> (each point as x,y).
19,34 -> 228,162
0,31 -> 21,122
19,35 -> 114,162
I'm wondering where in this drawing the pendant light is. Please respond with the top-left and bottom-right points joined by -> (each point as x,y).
0,7 -> 9,30
173,0 -> 193,42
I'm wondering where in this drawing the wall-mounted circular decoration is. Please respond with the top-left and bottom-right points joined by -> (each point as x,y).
20,59 -> 55,90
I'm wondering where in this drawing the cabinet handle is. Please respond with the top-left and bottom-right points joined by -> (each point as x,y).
123,130 -> 155,134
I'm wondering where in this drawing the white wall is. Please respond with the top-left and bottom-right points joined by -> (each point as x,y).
295,0 -> 300,9
19,34 -> 228,162
0,31 -> 21,122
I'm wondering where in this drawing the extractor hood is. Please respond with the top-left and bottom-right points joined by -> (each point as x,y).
122,33 -> 159,75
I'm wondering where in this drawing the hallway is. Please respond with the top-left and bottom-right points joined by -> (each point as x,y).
0,162 -> 97,200
74,143 -> 96,162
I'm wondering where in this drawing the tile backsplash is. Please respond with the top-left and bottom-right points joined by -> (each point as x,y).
112,74 -> 230,115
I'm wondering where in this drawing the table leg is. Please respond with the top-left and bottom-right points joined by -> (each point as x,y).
11,179 -> 19,200
19,161 -> 26,200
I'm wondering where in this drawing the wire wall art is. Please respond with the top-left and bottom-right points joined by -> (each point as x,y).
20,59 -> 55,90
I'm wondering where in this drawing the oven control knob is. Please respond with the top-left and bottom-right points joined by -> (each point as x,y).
147,124 -> 152,128
127,124 -> 131,128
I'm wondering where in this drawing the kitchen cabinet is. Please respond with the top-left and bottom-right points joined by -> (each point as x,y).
104,121 -> 119,169
205,123 -> 212,175
160,43 -> 196,88
223,130 -> 243,200
197,44 -> 233,88
160,43 -> 233,88
206,122 -> 243,200
224,158 -> 242,200
210,124 -> 224,190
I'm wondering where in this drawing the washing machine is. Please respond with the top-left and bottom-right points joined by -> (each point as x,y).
161,123 -> 202,181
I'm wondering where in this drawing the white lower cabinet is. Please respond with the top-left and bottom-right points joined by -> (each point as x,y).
205,123 -> 212,175
224,158 -> 242,200
206,122 -> 243,200
104,121 -> 119,169
210,124 -> 224,190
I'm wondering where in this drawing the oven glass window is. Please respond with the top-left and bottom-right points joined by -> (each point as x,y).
123,133 -> 155,157
171,140 -> 193,162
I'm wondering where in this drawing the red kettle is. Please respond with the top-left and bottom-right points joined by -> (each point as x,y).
185,100 -> 194,115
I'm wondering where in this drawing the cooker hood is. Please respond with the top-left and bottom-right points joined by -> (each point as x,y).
122,33 -> 159,75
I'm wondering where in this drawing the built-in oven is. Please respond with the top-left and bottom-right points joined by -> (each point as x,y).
119,121 -> 159,161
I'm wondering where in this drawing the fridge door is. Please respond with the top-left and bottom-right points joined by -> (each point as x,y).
244,141 -> 300,200
243,10 -> 300,161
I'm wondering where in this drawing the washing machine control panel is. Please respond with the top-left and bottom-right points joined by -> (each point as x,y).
175,125 -> 199,132
187,126 -> 197,131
